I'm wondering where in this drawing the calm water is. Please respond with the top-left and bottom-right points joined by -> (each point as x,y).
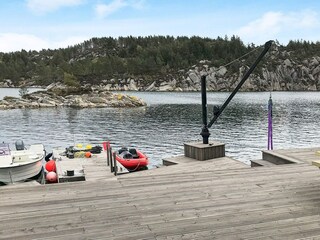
1,89 -> 320,167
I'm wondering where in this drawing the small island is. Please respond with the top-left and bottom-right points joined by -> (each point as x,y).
0,83 -> 146,110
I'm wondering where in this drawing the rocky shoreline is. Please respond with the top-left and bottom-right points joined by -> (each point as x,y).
0,85 -> 146,110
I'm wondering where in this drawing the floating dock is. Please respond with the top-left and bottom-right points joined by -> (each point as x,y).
52,147 -> 128,183
1,147 -> 320,239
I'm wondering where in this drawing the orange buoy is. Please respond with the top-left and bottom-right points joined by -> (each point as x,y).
85,152 -> 92,158
45,160 -> 56,172
46,171 -> 58,183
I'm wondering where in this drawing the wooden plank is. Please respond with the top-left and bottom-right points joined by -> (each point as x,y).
52,147 -> 129,182
1,147 -> 320,239
250,159 -> 276,167
263,147 -> 320,165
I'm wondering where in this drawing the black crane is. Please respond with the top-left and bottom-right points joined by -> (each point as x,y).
200,40 -> 273,144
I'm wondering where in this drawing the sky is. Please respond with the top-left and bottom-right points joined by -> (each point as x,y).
0,0 -> 319,52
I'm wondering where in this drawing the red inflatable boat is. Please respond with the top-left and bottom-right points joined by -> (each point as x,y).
116,148 -> 148,171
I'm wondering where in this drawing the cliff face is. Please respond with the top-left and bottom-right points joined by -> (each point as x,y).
87,44 -> 320,92
97,57 -> 320,92
178,57 -> 320,92
170,44 -> 319,92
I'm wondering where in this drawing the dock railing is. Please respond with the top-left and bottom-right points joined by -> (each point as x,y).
105,146 -> 118,176
104,142 -> 129,176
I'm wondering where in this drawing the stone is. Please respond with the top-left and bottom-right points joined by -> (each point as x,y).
283,59 -> 292,67
216,67 -> 227,76
312,66 -> 320,75
159,84 -> 174,91
145,81 -> 156,91
189,72 -> 199,83
129,79 -> 138,91
0,89 -> 146,110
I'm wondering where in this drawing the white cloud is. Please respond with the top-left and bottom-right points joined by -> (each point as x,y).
53,36 -> 90,49
95,0 -> 145,18
0,33 -> 89,52
236,12 -> 283,37
95,0 -> 127,18
0,33 -> 49,52
26,0 -> 84,14
298,10 -> 318,28
234,10 -> 319,44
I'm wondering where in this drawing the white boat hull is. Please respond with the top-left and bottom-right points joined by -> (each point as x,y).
0,160 -> 43,184
0,144 -> 45,184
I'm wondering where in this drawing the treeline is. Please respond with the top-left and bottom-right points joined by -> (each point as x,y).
0,36 -> 319,86
285,40 -> 320,59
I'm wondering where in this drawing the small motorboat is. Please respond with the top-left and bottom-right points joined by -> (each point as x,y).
116,147 -> 148,171
0,141 -> 45,184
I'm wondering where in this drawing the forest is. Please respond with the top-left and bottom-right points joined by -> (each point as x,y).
0,35 -> 319,87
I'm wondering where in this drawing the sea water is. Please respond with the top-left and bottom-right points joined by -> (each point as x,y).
1,89 -> 320,167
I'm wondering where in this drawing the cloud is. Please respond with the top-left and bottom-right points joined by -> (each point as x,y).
0,33 -> 89,52
234,10 -> 319,44
54,36 -> 90,49
95,0 -> 145,18
95,0 -> 127,18
26,0 -> 84,14
236,12 -> 283,37
298,10 -> 318,28
0,33 -> 50,52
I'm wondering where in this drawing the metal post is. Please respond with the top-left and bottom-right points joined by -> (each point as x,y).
200,75 -> 210,144
106,148 -> 109,166
109,147 -> 113,167
113,152 -> 117,176
107,147 -> 110,166
110,149 -> 114,172
268,95 -> 273,150
41,167 -> 46,185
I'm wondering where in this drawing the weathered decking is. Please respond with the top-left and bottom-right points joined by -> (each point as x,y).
262,147 -> 320,165
1,148 -> 320,239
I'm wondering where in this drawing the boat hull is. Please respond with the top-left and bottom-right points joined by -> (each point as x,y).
0,144 -> 45,184
0,160 -> 43,184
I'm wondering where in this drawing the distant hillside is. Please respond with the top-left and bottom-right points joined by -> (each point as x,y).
1,36 -> 320,91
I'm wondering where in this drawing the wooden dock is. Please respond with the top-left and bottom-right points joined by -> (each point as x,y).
52,147 -> 128,182
1,147 -> 320,239
262,147 -> 320,165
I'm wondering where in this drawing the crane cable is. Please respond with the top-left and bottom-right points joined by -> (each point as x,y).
213,45 -> 263,73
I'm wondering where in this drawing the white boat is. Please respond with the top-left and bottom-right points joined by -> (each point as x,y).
0,141 -> 45,184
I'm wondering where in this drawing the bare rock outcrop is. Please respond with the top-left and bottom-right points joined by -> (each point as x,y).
0,87 -> 146,110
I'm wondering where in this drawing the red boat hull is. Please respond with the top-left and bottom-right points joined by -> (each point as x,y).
116,149 -> 148,171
